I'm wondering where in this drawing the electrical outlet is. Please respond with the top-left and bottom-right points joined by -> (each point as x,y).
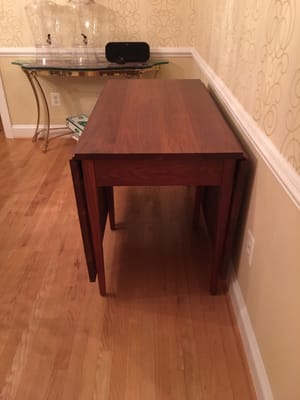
50,92 -> 61,107
245,229 -> 255,267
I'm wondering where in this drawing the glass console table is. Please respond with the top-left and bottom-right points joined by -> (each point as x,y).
13,59 -> 168,152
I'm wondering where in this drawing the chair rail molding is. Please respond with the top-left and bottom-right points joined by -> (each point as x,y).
1,46 -> 299,208
191,48 -> 300,210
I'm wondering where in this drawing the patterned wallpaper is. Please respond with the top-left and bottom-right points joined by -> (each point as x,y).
0,1 -> 23,45
0,0 -> 194,47
0,0 -> 299,174
193,0 -> 300,174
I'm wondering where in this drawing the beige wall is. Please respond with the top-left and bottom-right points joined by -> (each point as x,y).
193,0 -> 300,177
238,151 -> 300,400
0,0 -> 203,126
0,0 -> 197,48
192,2 -> 300,399
1,1 -> 300,399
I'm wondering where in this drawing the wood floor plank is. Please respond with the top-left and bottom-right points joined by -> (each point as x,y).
0,137 -> 256,400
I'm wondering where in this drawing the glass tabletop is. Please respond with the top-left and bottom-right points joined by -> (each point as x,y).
12,58 -> 168,72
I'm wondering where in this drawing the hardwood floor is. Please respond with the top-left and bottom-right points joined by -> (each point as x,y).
0,136 -> 255,399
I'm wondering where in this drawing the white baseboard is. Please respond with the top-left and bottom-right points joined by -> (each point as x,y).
10,125 -> 37,138
1,45 -> 279,398
191,47 -> 276,399
11,124 -> 67,138
229,277 -> 274,400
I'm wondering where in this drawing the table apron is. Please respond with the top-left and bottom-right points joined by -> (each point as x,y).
92,158 -> 227,186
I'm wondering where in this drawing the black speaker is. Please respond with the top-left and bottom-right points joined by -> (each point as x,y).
105,42 -> 150,64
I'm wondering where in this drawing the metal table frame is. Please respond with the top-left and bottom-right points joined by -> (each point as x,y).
13,59 -> 168,152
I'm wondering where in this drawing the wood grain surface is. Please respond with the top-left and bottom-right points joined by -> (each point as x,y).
0,137 -> 255,399
75,80 -> 245,158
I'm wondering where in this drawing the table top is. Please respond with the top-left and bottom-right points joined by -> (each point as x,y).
12,58 -> 168,72
74,79 -> 245,159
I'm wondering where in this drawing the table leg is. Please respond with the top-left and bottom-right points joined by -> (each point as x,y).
24,70 -> 42,143
24,70 -> 72,152
193,186 -> 205,230
82,160 -> 108,296
31,73 -> 51,152
105,186 -> 116,230
210,160 -> 236,294
69,158 -> 96,282
221,159 -> 249,279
